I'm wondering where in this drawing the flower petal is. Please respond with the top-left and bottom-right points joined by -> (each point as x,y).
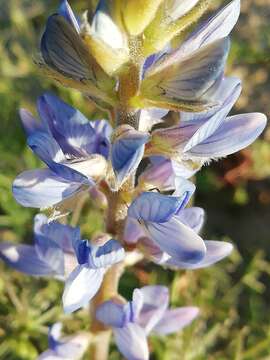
152,307 -> 199,335
128,192 -> 186,223
177,207 -> 205,233
138,159 -> 175,191
144,215 -> 206,263
37,93 -> 97,158
41,14 -> 114,104
111,126 -> 149,187
56,333 -> 90,360
137,286 -> 169,334
13,169 -> 83,208
124,217 -> 146,244
92,0 -> 125,49
179,0 -> 240,56
138,108 -> 167,132
34,214 -> 79,254
183,77 -> 242,152
141,37 -> 230,109
96,300 -> 126,327
41,15 -> 91,82
166,0 -> 200,21
166,240 -> 233,269
58,0 -> 80,33
113,323 -> 149,360
91,239 -> 125,268
34,216 -> 69,275
19,108 -> 43,137
180,76 -> 241,123
0,243 -> 54,276
189,113 -> 267,158
63,265 -> 105,313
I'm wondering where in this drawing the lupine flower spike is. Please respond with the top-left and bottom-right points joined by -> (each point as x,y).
3,0 -> 267,359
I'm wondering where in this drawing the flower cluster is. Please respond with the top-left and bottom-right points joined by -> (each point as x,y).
1,0 -> 267,359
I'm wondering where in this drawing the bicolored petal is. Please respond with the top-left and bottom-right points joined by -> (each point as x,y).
91,0 -> 125,50
83,0 -> 129,75
188,113 -> 267,158
0,243 -> 54,276
124,289 -> 144,324
90,119 -> 112,158
152,307 -> 199,335
180,76 -> 241,123
13,169 -> 84,208
144,216 -> 206,263
19,109 -> 43,137
179,0 -> 240,57
141,37 -> 230,110
91,239 -> 125,268
63,265 -> 105,313
72,239 -> 90,265
111,126 -> 149,187
173,177 -> 196,209
96,301 -> 126,328
165,240 -> 233,269
34,228 -> 65,276
58,0 -> 80,33
39,323 -> 90,360
61,155 -> 107,184
128,192 -> 186,223
41,14 -> 115,105
27,131 -> 65,165
138,108 -> 168,132
138,236 -> 169,263
183,77 -> 242,152
34,214 -> 80,254
177,207 -> 205,233
37,93 -> 97,158
138,158 -> 175,191
113,323 -> 149,360
137,286 -> 169,334
123,217 -> 146,244
171,159 -> 199,179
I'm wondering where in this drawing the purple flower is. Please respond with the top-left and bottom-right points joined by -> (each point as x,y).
127,178 -> 233,267
13,93 -> 110,209
144,77 -> 267,178
111,125 -> 150,187
63,238 -> 125,313
0,214 -> 78,279
139,0 -> 243,111
37,322 -> 90,360
40,1 -> 116,108
96,285 -> 199,360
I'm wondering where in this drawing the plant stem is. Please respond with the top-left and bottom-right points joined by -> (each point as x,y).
89,37 -> 142,360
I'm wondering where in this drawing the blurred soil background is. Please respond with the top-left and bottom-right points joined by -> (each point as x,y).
0,0 -> 269,359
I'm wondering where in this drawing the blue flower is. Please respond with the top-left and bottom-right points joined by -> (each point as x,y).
0,214 -> 78,279
96,285 -> 199,360
127,178 -> 205,263
144,76 -> 267,178
63,238 -> 125,313
40,1 -> 116,108
127,177 -> 233,267
13,93 -> 110,209
37,322 -> 90,360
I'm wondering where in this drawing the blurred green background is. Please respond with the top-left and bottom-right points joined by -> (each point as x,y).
0,0 -> 270,359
